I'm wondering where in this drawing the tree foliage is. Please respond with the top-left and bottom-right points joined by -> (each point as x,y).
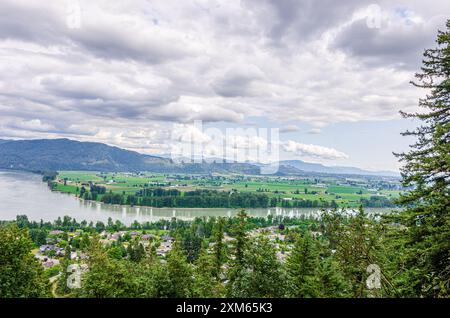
0,224 -> 51,298
395,20 -> 450,297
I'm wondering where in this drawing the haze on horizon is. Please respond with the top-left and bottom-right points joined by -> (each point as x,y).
0,0 -> 448,172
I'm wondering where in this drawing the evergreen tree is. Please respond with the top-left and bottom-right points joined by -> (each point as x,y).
164,240 -> 194,298
127,240 -> 146,263
151,261 -> 173,298
395,20 -> 450,297
246,236 -> 286,297
0,224 -> 51,297
319,258 -> 351,298
181,226 -> 202,262
79,235 -> 137,297
212,217 -> 226,278
192,247 -> 224,297
286,232 -> 321,298
58,244 -> 72,295
322,208 -> 395,297
234,210 -> 248,266
226,210 -> 249,297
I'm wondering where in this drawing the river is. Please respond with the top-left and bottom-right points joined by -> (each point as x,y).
0,170 -> 395,225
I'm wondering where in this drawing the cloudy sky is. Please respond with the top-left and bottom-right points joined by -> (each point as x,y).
0,0 -> 448,171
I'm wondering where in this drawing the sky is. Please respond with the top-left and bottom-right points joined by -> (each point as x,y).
0,0 -> 448,172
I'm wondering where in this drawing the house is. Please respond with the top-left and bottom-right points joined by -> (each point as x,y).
39,245 -> 49,253
42,259 -> 60,268
156,239 -> 173,257
55,248 -> 65,257
161,234 -> 174,242
141,234 -> 154,241
130,231 -> 140,238
110,233 -> 121,240
39,244 -> 57,253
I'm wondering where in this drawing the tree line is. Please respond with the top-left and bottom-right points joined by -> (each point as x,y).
1,207 -> 447,298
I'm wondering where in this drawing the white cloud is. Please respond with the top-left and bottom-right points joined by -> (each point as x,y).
0,0 -> 446,169
282,140 -> 349,160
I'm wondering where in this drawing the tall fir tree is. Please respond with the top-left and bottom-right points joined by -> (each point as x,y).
212,217 -> 226,278
192,247 -> 224,297
233,209 -> 248,266
286,231 -> 321,298
164,239 -> 194,298
318,258 -> 351,298
226,210 -> 249,297
322,208 -> 394,297
395,20 -> 450,297
245,236 -> 286,298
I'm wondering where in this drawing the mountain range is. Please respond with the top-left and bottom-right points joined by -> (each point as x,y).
279,160 -> 399,177
0,138 -> 399,177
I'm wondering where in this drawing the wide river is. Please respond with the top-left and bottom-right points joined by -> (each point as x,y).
0,170 -> 394,225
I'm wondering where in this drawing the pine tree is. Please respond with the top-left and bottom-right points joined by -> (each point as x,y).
245,236 -> 286,297
286,232 -> 321,298
58,244 -> 72,295
164,240 -> 194,298
234,209 -> 248,266
226,209 -> 250,297
212,217 -> 226,278
181,226 -> 202,262
192,247 -> 224,297
319,258 -> 351,298
322,208 -> 393,297
395,20 -> 450,297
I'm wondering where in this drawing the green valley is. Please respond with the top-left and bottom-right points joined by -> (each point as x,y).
49,171 -> 402,208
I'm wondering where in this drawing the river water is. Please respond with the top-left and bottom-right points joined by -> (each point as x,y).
0,170 -> 395,225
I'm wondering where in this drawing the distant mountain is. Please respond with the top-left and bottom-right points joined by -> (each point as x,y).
0,138 -> 259,174
0,138 -> 399,177
0,138 -> 172,172
279,160 -> 399,177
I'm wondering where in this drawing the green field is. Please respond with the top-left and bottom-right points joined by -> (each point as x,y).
52,171 -> 402,208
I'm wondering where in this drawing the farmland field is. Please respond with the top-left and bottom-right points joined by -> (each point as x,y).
51,171 -> 402,208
